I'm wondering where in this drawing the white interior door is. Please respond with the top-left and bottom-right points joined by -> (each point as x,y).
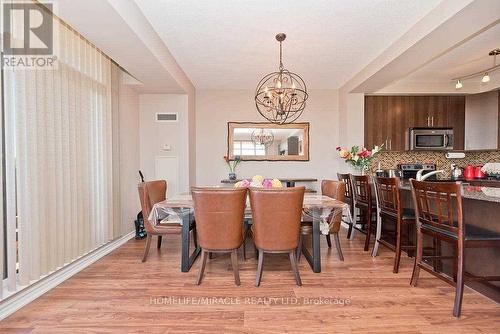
155,156 -> 179,198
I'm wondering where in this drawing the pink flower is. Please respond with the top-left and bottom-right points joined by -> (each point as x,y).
239,179 -> 251,188
358,150 -> 371,158
262,179 -> 273,188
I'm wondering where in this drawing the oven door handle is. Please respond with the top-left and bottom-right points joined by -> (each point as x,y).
443,134 -> 449,148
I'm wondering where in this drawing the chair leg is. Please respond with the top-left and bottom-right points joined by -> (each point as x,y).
196,250 -> 208,285
142,234 -> 152,262
346,206 -> 355,240
255,249 -> 264,287
393,220 -> 402,273
325,234 -> 332,248
289,251 -> 302,286
371,210 -> 382,257
241,243 -> 246,261
410,227 -> 423,286
297,234 -> 303,261
157,235 -> 162,249
192,226 -> 198,249
363,208 -> 372,251
231,249 -> 240,286
242,227 -> 247,261
333,233 -> 344,261
453,246 -> 465,317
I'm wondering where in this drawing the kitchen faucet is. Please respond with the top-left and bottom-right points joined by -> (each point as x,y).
416,169 -> 444,181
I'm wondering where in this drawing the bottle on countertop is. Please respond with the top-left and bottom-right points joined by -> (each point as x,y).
451,164 -> 463,180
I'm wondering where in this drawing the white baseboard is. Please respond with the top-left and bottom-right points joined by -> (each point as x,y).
0,231 -> 135,321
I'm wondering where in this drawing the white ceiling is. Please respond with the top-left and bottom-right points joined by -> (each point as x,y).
405,24 -> 500,82
135,0 -> 443,90
379,22 -> 500,94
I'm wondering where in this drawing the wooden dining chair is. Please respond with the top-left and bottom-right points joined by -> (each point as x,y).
299,180 -> 346,261
337,173 -> 355,239
410,180 -> 500,317
372,177 -> 416,273
350,175 -> 377,251
249,187 -> 305,286
138,180 -> 197,262
192,187 -> 247,285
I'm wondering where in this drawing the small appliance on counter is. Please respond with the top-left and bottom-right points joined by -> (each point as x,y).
451,164 -> 463,180
464,165 -> 475,180
464,165 -> 487,180
397,163 -> 437,180
474,166 -> 486,179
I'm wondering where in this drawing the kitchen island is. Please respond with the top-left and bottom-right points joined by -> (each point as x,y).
398,181 -> 500,302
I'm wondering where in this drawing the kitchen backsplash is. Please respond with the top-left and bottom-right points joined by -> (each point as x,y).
370,150 -> 500,178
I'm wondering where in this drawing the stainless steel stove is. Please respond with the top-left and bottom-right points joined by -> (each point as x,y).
397,163 -> 436,180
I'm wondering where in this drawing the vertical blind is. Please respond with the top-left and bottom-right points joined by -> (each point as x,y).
1,7 -> 121,298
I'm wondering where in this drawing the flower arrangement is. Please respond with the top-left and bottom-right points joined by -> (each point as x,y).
335,144 -> 383,172
223,155 -> 241,173
234,175 -> 283,188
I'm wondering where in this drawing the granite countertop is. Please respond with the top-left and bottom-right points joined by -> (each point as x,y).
399,180 -> 500,203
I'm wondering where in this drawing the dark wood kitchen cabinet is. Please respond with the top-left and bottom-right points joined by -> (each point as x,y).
364,95 -> 465,151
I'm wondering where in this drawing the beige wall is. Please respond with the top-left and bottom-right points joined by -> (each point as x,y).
139,94 -> 190,195
195,90 -> 342,190
118,76 -> 141,235
465,91 -> 498,150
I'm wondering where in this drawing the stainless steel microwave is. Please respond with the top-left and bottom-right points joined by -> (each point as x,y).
408,128 -> 454,150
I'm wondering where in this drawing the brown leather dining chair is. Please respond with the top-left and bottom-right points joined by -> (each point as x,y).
337,173 -> 355,239
192,187 -> 247,285
249,187 -> 305,287
410,180 -> 500,317
299,180 -> 346,261
138,180 -> 196,262
372,177 -> 416,273
350,175 -> 377,251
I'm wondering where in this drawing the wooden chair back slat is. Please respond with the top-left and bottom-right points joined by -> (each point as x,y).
350,175 -> 372,206
374,177 -> 401,218
410,180 -> 463,237
337,173 -> 352,200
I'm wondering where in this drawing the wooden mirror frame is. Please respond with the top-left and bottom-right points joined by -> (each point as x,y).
227,122 -> 310,161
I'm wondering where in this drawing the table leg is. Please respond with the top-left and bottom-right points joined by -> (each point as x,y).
303,208 -> 322,273
311,211 -> 321,273
181,211 -> 201,272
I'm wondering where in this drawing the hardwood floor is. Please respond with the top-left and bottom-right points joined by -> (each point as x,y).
1,228 -> 499,333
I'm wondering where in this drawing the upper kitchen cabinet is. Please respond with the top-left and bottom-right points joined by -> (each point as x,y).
365,95 -> 466,151
464,91 -> 499,150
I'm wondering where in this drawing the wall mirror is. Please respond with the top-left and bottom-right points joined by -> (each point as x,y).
227,122 -> 309,161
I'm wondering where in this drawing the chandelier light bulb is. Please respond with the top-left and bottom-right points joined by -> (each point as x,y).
276,80 -> 281,89
482,73 -> 490,83
455,80 -> 463,89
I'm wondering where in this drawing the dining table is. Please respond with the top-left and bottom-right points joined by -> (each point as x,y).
149,193 -> 351,273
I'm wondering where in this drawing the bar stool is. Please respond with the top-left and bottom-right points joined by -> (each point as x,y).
337,173 -> 355,239
410,180 -> 500,317
350,175 -> 377,251
372,177 -> 416,273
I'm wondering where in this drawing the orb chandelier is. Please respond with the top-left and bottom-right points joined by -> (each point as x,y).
255,33 -> 308,124
251,128 -> 274,147
453,48 -> 499,90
